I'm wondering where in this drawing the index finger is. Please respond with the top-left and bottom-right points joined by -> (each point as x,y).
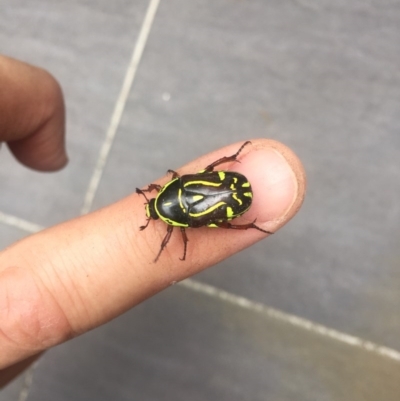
0,138 -> 306,368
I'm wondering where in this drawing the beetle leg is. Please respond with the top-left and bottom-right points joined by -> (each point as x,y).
154,225 -> 174,262
139,217 -> 152,231
214,219 -> 273,235
179,227 -> 189,261
136,188 -> 150,203
143,183 -> 162,192
136,186 -> 161,204
167,169 -> 180,179
203,141 -> 252,173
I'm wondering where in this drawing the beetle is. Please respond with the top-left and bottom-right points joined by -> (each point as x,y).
136,141 -> 272,262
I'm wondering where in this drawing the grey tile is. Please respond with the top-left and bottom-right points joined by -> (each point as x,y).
92,0 -> 400,349
2,1 -> 400,399
0,223 -> 30,249
0,0 -> 149,226
26,285 -> 400,401
0,371 -> 26,401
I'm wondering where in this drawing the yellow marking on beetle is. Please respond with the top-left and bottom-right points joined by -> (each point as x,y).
192,195 -> 204,202
154,199 -> 187,226
189,201 -> 226,217
155,199 -> 188,226
243,192 -> 253,198
232,193 -> 243,205
178,188 -> 186,212
184,180 -> 222,187
207,223 -> 218,228
218,171 -> 226,180
164,218 -> 188,227
158,178 -> 178,195
163,201 -> 172,206
226,206 -> 234,218
242,182 -> 250,187
145,203 -> 150,218
230,177 -> 238,190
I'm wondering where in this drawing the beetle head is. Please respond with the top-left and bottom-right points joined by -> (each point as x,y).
146,198 -> 159,220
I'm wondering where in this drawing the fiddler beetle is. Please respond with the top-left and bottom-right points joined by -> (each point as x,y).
136,141 -> 272,262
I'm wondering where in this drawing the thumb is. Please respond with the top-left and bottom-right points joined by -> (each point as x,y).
0,138 -> 305,369
0,55 -> 67,171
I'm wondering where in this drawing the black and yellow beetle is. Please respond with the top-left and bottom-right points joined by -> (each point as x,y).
136,141 -> 272,262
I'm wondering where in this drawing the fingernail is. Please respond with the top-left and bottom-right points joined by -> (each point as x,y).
239,147 -> 300,226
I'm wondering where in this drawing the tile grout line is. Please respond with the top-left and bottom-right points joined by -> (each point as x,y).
0,211 -> 44,234
80,0 -> 161,215
1,209 -> 400,364
179,279 -> 400,363
17,359 -> 39,401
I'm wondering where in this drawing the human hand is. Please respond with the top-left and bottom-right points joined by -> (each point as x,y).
0,56 -> 306,387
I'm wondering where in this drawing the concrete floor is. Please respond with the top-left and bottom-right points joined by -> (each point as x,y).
1,0 -> 400,400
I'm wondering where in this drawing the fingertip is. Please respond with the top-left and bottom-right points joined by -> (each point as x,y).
237,139 -> 306,232
7,140 -> 68,172
0,56 -> 67,172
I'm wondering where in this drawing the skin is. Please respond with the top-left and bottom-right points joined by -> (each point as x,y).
0,56 -> 306,387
